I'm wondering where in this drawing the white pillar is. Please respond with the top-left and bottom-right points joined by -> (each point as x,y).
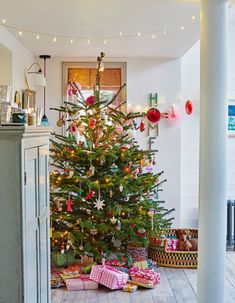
198,1 -> 228,303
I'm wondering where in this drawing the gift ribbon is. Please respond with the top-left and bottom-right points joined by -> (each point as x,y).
98,265 -> 128,288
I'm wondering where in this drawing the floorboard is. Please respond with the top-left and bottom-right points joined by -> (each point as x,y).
52,253 -> 235,303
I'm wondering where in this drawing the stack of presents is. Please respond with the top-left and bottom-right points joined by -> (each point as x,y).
51,246 -> 160,293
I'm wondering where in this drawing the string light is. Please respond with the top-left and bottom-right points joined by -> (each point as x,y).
1,18 -> 198,44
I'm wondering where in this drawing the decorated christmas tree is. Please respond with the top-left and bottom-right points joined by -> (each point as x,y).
50,52 -> 174,261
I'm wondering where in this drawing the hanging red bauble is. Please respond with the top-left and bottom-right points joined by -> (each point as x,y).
123,166 -> 131,174
86,96 -> 95,105
69,122 -> 76,135
185,100 -> 193,115
147,108 -> 161,123
89,119 -> 96,129
140,120 -> 145,132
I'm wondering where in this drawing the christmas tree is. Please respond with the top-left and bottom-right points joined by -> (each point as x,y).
50,52 -> 174,261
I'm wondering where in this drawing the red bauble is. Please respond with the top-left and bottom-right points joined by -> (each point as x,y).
89,119 -> 96,129
185,100 -> 193,115
147,108 -> 161,123
86,96 -> 95,105
85,190 -> 95,200
123,166 -> 131,174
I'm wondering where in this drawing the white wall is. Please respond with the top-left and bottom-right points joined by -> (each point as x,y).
180,22 -> 235,227
0,46 -> 12,85
36,56 -> 181,226
0,26 -> 34,99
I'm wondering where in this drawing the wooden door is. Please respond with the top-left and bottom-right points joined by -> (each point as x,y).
24,147 -> 40,303
38,145 -> 50,303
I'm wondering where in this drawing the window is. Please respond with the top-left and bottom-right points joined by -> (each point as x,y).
62,62 -> 126,112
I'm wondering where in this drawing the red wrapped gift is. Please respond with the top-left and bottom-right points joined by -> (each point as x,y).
127,246 -> 148,262
65,275 -> 98,290
130,267 -> 160,288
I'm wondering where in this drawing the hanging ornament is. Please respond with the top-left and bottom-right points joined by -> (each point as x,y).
86,95 -> 95,106
77,123 -> 86,135
94,187 -> 105,210
90,228 -> 98,235
140,120 -> 145,132
147,108 -> 161,124
185,100 -> 193,115
79,243 -> 84,251
113,239 -> 122,248
137,228 -> 147,237
146,164 -> 153,173
139,166 -> 143,173
124,194 -> 130,202
110,163 -> 119,173
55,198 -> 63,211
61,241 -> 65,254
56,112 -> 65,127
87,165 -> 95,178
115,225 -> 121,231
164,106 -> 180,125
69,122 -> 76,135
111,235 -> 115,243
110,216 -> 117,224
123,166 -> 131,174
119,184 -> 124,192
140,156 -> 147,167
109,190 -> 113,198
66,243 -> 71,250
85,189 -> 95,200
89,118 -> 96,129
66,198 -> 73,212
115,124 -> 123,135
69,170 -> 74,178
133,120 -> 138,130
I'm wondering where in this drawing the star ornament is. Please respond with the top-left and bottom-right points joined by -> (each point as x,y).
94,198 -> 105,210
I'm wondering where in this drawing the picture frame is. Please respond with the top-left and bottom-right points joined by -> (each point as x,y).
23,89 -> 36,109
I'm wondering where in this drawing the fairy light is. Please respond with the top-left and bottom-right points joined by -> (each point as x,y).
137,32 -> 141,37
181,26 -> 185,31
53,36 -> 57,42
192,15 -> 196,21
87,39 -> 90,44
152,34 -> 156,39
36,34 -> 40,40
119,31 -> 123,36
70,38 -> 74,44
104,39 -> 107,44
2,19 -> 6,24
163,30 -> 167,35
19,31 -> 22,36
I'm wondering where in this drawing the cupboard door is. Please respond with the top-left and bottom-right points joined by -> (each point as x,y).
38,145 -> 50,303
24,148 -> 40,303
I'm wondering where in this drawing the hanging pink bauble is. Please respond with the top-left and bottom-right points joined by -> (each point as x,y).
86,96 -> 95,105
185,100 -> 193,115
147,108 -> 161,124
165,106 -> 180,125
115,124 -> 123,135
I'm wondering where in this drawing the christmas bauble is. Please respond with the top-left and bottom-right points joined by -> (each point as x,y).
123,166 -> 131,174
89,119 -> 96,129
110,163 -> 118,173
147,108 -> 161,124
86,95 -> 95,105
90,228 -> 98,235
113,239 -> 122,248
185,100 -> 193,115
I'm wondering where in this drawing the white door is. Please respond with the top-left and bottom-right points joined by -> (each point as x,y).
38,145 -> 50,303
24,147 -> 40,303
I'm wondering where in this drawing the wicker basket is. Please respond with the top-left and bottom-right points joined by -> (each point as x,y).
148,229 -> 198,269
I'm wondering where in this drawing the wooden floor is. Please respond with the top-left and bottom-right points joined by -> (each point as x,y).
52,252 -> 235,303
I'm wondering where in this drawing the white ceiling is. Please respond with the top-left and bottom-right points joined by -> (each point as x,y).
1,0 -> 201,58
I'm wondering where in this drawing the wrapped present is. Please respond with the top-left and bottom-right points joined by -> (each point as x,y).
60,263 -> 84,279
114,267 -> 130,275
51,252 -> 76,268
83,262 -> 97,274
133,260 -> 148,270
51,272 -> 65,289
130,267 -> 160,288
105,259 -> 126,267
90,265 -> 129,290
81,254 -> 94,265
123,283 -> 138,293
147,259 -> 156,268
65,276 -> 98,290
127,246 -> 148,262
165,238 -> 178,251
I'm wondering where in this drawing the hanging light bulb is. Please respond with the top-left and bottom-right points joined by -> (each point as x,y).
53,37 -> 57,42
87,39 -> 90,44
119,31 -> 123,36
152,34 -> 156,39
36,34 -> 40,40
70,38 -> 74,44
163,30 -> 167,35
104,40 -> 107,44
181,26 -> 185,31
2,19 -> 6,24
192,15 -> 196,21
19,31 -> 23,36
137,32 -> 141,37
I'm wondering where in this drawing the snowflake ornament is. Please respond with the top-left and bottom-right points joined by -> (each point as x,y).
164,106 -> 180,125
94,197 -> 105,210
